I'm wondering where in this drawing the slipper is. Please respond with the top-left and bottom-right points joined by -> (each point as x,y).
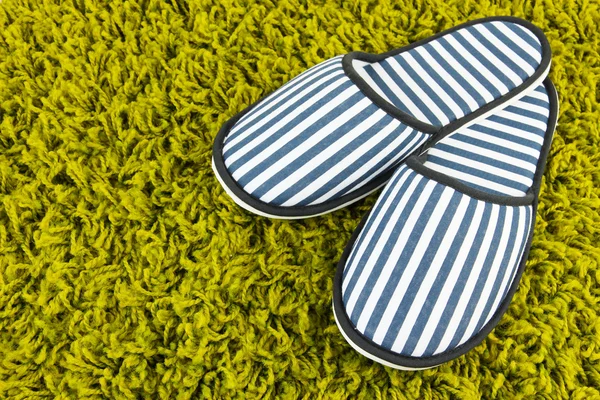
332,79 -> 558,369
212,16 -> 551,219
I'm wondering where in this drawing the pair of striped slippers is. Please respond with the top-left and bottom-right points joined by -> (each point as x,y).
212,16 -> 558,370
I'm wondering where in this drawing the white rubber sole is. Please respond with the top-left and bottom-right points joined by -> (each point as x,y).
332,301 -> 439,370
213,63 -> 551,220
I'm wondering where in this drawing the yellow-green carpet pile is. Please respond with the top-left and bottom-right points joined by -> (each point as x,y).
1,0 -> 599,398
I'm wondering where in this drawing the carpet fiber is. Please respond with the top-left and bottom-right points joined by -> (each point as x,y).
0,0 -> 599,398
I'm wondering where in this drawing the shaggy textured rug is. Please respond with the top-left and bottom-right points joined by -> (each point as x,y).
0,0 -> 599,398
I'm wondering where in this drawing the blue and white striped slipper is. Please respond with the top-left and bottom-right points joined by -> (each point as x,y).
333,79 -> 558,369
212,16 -> 551,219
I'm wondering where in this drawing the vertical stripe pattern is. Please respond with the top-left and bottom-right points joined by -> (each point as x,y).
341,164 -> 533,357
339,83 -> 551,358
355,21 -> 543,127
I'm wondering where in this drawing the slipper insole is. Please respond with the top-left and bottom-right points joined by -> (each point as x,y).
354,21 -> 544,127
423,84 -> 550,195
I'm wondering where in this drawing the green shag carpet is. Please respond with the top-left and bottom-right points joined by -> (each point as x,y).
0,0 -> 599,398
